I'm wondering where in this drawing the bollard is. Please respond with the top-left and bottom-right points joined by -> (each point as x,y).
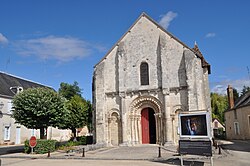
82,148 -> 85,157
158,146 -> 161,158
0,158 -> 1,166
218,145 -> 221,155
47,150 -> 50,157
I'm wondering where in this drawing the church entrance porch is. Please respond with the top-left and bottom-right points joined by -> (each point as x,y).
141,108 -> 156,144
129,96 -> 163,145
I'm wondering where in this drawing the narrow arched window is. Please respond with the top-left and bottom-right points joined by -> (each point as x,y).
140,62 -> 149,85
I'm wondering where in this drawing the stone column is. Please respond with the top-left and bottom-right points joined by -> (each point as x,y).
155,113 -> 162,145
107,117 -> 111,146
130,115 -> 134,145
137,115 -> 142,144
135,115 -> 140,144
163,89 -> 172,144
120,93 -> 128,146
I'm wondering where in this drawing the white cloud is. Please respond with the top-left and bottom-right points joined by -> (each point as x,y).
0,33 -> 8,44
15,36 -> 104,62
205,33 -> 216,38
159,11 -> 178,29
210,78 -> 250,94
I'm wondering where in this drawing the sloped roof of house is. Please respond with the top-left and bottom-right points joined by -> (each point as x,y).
94,12 -> 211,74
0,71 -> 51,98
233,90 -> 250,109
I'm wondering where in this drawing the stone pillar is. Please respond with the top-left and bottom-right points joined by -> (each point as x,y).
163,89 -> 172,144
120,93 -> 128,146
130,115 -> 134,145
107,117 -> 111,146
155,113 -> 163,145
133,115 -> 138,144
137,115 -> 141,144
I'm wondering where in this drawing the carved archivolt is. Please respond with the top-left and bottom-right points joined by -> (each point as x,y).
130,96 -> 162,114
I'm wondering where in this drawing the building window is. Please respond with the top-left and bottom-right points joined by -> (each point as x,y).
31,129 -> 36,136
7,101 -> 13,114
4,126 -> 11,140
234,122 -> 240,135
140,62 -> 149,85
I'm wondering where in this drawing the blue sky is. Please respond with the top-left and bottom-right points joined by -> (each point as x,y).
0,0 -> 250,100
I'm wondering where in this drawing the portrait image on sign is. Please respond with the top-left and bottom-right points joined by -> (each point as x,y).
179,112 -> 210,138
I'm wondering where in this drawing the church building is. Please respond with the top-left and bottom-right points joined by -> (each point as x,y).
92,13 -> 211,146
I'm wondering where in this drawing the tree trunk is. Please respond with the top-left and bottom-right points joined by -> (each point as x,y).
40,128 -> 47,139
71,128 -> 77,140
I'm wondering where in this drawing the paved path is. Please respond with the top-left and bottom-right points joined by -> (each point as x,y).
0,158 -> 174,166
1,141 -> 250,166
0,144 -> 217,166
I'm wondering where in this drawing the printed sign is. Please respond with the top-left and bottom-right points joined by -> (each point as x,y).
179,140 -> 212,156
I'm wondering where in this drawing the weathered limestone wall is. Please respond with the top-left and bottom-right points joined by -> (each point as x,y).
225,107 -> 250,140
93,14 -> 211,146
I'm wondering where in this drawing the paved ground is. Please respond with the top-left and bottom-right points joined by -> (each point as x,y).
0,145 -> 24,155
0,158 -> 176,166
0,140 -> 250,166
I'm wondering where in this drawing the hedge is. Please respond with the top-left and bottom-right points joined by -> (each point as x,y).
24,139 -> 57,154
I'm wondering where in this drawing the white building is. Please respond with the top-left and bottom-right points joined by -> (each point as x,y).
0,72 -> 71,145
92,13 -> 212,146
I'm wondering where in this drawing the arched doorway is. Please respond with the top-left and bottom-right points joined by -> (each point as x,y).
141,108 -> 156,144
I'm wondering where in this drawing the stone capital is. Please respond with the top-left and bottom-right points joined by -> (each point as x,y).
162,88 -> 170,95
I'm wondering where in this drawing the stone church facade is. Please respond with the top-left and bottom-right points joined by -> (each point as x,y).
92,13 -> 211,146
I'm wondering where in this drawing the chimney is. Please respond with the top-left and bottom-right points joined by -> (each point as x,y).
227,85 -> 234,109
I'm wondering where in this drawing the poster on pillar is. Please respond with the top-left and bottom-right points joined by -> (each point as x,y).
179,112 -> 211,139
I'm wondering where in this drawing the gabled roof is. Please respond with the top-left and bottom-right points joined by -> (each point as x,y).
233,90 -> 250,109
0,71 -> 51,98
212,118 -> 225,127
94,12 -> 211,74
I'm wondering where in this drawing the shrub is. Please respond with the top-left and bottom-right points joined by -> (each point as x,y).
24,140 -> 31,153
78,136 -> 87,145
24,139 -> 57,154
69,136 -> 87,145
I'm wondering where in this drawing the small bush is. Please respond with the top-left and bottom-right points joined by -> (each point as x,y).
55,136 -> 87,151
24,139 -> 57,154
24,140 -> 31,153
78,136 -> 87,145
69,136 -> 86,145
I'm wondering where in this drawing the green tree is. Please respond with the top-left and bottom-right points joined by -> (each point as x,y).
12,88 -> 66,139
210,93 -> 228,122
86,100 -> 93,133
241,85 -> 250,97
58,81 -> 93,137
58,81 -> 82,100
60,95 -> 89,138
233,88 -> 239,103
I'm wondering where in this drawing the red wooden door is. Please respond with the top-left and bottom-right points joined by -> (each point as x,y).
141,108 -> 149,144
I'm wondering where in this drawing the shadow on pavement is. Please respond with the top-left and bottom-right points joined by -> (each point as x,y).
152,158 -> 205,166
221,140 -> 250,153
0,146 -> 24,155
